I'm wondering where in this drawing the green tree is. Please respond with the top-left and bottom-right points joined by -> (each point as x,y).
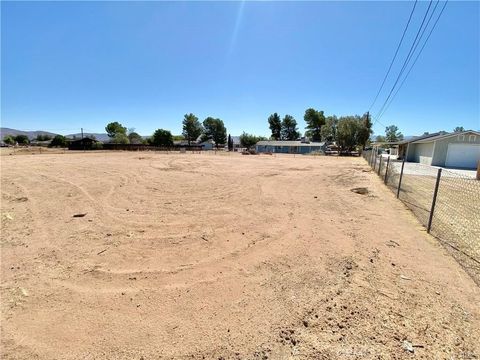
304,108 -> 325,142
268,113 -> 282,140
281,115 -> 300,140
385,125 -> 404,142
128,131 -> 143,144
50,135 -> 67,147
357,112 -> 373,149
172,135 -> 185,141
182,113 -> 203,145
152,129 -> 174,147
227,134 -> 234,151
453,126 -> 465,133
3,135 -> 15,145
321,116 -> 338,142
112,133 -> 130,144
375,135 -> 386,143
336,117 -> 359,152
202,117 -> 227,148
105,122 -> 127,138
36,134 -> 52,141
14,135 -> 29,145
239,132 -> 266,150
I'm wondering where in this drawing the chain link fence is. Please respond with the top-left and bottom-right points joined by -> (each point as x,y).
363,150 -> 480,284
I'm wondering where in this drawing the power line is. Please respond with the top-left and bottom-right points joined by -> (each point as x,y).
375,0 -> 440,121
373,0 -> 434,121
376,0 -> 448,120
368,0 -> 418,112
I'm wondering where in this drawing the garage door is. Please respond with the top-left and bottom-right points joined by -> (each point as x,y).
445,143 -> 480,169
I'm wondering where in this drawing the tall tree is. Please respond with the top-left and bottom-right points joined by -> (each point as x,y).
321,115 -> 338,142
385,125 -> 404,142
281,115 -> 300,140
357,112 -> 373,149
182,113 -> 203,145
202,117 -> 227,148
336,116 -> 359,152
152,129 -> 174,147
105,122 -> 127,138
453,126 -> 465,133
268,113 -> 282,140
227,134 -> 234,151
304,108 -> 325,142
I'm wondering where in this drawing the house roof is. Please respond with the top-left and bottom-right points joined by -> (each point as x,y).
373,131 -> 463,146
377,132 -> 445,145
256,140 -> 325,147
411,130 -> 480,144
70,137 -> 98,144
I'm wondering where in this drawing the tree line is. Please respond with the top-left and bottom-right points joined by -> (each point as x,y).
265,108 -> 374,151
103,114 -> 227,148
2,113 -> 469,150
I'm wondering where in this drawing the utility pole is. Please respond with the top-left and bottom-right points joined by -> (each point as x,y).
81,128 -> 85,152
365,111 -> 371,151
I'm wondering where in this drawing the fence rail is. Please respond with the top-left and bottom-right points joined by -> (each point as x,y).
363,150 -> 480,285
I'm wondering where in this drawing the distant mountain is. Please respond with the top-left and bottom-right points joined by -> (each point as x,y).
0,128 -> 140,142
371,134 -> 418,141
0,127 -> 59,140
66,133 -> 110,142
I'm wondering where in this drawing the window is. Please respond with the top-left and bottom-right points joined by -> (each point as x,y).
457,134 -> 465,141
469,135 -> 477,142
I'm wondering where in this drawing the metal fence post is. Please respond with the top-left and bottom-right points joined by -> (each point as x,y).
373,152 -> 377,171
427,168 -> 442,233
377,156 -> 383,176
384,157 -> 390,184
396,158 -> 406,199
370,150 -> 374,166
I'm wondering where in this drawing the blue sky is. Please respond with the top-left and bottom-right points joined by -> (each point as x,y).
1,1 -> 479,137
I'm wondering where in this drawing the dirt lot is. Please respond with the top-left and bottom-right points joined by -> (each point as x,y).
1,151 -> 479,359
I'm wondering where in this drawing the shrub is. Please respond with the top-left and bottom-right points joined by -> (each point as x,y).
50,135 -> 67,148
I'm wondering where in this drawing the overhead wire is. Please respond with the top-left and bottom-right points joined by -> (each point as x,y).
373,0 -> 435,121
376,0 -> 449,120
368,0 -> 418,112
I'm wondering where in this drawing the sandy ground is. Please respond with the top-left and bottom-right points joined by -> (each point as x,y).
1,151 -> 479,359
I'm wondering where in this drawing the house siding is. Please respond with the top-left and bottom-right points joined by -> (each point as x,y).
412,142 -> 434,165
431,134 -> 480,167
255,144 -> 324,154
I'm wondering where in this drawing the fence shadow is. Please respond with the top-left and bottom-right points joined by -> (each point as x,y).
362,150 -> 480,285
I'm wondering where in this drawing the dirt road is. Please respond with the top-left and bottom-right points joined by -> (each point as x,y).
1,152 -> 478,359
